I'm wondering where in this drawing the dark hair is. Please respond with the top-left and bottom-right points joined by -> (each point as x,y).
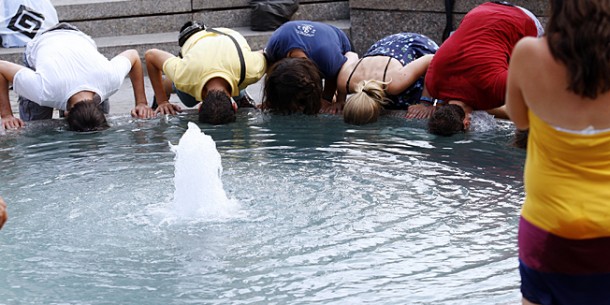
546,0 -> 610,99
511,128 -> 529,149
66,98 -> 109,132
198,90 -> 236,125
263,57 -> 322,115
427,104 -> 465,136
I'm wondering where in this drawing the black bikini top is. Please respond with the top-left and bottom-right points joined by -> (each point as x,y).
345,57 -> 393,94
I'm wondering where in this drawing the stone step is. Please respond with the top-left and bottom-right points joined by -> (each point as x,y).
350,0 -> 547,15
50,0 -> 348,38
0,19 -> 351,65
349,0 -> 548,53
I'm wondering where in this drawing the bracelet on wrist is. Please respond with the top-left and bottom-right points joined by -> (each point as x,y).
420,96 -> 444,106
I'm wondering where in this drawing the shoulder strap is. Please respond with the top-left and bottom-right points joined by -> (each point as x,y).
382,57 -> 392,82
207,28 -> 246,87
442,0 -> 455,42
345,58 -> 364,94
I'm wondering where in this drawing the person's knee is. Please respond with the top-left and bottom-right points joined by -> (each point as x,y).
18,97 -> 53,121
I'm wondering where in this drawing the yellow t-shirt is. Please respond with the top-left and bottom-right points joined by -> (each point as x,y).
163,28 -> 266,101
521,110 -> 610,239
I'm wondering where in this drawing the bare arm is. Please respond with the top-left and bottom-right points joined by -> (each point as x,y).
505,40 -> 530,130
322,76 -> 338,104
406,86 -> 436,119
0,61 -> 25,129
117,49 -> 154,119
387,54 -> 434,96
319,76 -> 342,114
0,196 -> 6,230
486,106 -> 509,120
144,49 -> 181,115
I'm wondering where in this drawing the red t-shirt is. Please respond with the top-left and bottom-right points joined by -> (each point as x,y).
425,2 -> 538,110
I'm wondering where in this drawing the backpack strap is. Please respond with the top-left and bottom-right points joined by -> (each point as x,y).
206,28 -> 246,87
442,0 -> 455,42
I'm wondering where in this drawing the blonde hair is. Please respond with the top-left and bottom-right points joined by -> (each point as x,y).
343,80 -> 390,125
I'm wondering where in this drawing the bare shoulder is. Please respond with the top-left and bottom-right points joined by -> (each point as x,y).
512,37 -> 548,63
510,37 -> 553,79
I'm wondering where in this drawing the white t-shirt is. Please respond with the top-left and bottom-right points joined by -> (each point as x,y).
13,30 -> 131,110
0,0 -> 59,48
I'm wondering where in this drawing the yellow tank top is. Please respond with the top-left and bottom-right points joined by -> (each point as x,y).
521,110 -> 610,239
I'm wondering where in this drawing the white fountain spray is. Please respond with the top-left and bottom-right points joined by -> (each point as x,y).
169,122 -> 239,219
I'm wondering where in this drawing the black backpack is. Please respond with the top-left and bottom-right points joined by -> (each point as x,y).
250,0 -> 299,31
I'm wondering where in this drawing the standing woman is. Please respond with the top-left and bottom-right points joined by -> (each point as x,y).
337,32 -> 438,125
506,0 -> 610,303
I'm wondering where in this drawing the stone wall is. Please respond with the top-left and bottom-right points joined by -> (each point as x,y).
349,0 -> 550,53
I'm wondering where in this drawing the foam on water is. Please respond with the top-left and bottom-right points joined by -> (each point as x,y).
469,111 -> 498,133
169,122 -> 239,219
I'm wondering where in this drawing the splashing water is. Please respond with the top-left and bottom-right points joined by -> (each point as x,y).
469,110 -> 498,133
169,122 -> 239,219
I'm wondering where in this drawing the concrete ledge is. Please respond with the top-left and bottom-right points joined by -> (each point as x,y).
293,1 -> 349,21
193,0 -> 346,10
0,19 -> 350,64
0,48 -> 25,65
351,10 -> 450,53
51,0 -> 192,21
48,0 -> 348,37
70,13 -> 192,37
350,0 -> 547,15
194,1 -> 349,28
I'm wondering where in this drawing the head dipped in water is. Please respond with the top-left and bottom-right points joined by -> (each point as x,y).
198,90 -> 236,125
263,57 -> 322,115
343,79 -> 390,125
427,104 -> 467,136
65,94 -> 109,132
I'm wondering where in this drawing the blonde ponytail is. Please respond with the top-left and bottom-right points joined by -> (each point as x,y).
343,80 -> 390,125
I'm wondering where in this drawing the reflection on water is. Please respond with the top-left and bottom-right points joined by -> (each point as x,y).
0,111 -> 525,305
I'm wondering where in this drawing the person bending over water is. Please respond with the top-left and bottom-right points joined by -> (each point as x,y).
0,23 -> 150,132
145,22 -> 266,124
424,1 -> 544,136
506,0 -> 610,303
337,32 -> 438,125
263,20 -> 356,114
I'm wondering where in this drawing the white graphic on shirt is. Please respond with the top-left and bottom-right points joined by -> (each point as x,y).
296,24 -> 316,37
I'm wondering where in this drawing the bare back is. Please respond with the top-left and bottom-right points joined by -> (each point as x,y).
337,55 -> 431,97
337,55 -> 402,95
508,37 -> 610,131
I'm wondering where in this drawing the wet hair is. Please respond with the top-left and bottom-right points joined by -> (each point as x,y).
66,96 -> 109,132
263,57 -> 322,115
343,80 -> 390,125
546,0 -> 610,99
198,89 -> 236,125
427,104 -> 465,136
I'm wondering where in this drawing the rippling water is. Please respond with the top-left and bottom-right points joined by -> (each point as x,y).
0,111 -> 526,304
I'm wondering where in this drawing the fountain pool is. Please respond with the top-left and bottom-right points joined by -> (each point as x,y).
0,111 -> 526,304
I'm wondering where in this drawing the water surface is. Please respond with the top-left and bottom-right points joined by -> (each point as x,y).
0,111 -> 526,304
